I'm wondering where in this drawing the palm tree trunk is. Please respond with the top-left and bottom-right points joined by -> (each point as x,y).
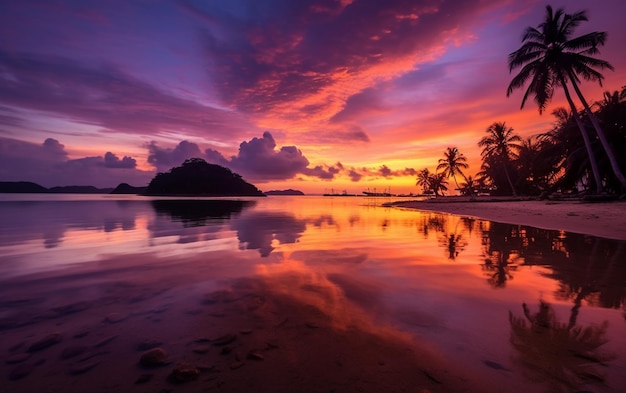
568,74 -> 626,192
502,162 -> 516,196
560,77 -> 603,194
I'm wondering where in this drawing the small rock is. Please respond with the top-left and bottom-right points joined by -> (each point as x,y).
73,329 -> 90,338
229,361 -> 245,370
192,345 -> 211,354
139,348 -> 169,367
136,339 -> 162,351
168,362 -> 199,383
239,329 -> 253,335
61,345 -> 87,359
134,373 -> 153,384
69,360 -> 100,375
28,333 -> 62,352
212,334 -> 236,346
93,335 -> 118,348
247,351 -> 264,361
6,353 -> 31,364
9,363 -> 35,380
220,346 -> 233,355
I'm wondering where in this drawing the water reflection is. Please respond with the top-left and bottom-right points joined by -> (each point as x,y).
1,196 -> 626,392
0,200 -> 143,248
232,211 -> 307,257
150,199 -> 253,226
509,301 -> 614,393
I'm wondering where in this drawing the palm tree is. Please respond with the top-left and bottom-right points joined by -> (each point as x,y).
459,175 -> 477,196
436,147 -> 469,193
428,172 -> 448,197
507,5 -> 626,192
478,122 -> 521,196
415,168 -> 431,194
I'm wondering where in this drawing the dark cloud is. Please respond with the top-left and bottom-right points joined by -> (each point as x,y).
147,140 -> 204,173
201,0 -> 504,118
229,132 -> 310,180
0,50 -> 253,141
0,137 -> 150,187
104,152 -> 136,168
330,88 -> 387,123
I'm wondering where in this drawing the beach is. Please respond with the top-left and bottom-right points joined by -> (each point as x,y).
390,197 -> 626,240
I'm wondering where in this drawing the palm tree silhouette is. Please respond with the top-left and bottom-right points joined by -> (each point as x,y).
478,122 -> 521,196
436,147 -> 469,193
429,172 -> 448,197
415,168 -> 431,194
507,5 -> 626,192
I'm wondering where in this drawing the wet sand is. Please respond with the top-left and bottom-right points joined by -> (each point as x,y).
390,198 -> 626,240
1,253 -> 491,393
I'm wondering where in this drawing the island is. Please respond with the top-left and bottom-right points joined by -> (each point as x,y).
264,189 -> 305,196
111,183 -> 147,194
144,158 -> 265,197
0,182 -> 113,194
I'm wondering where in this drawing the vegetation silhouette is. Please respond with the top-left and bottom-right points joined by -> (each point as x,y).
414,6 -> 625,196
478,122 -> 522,196
507,5 -> 626,193
145,158 -> 265,196
509,301 -> 614,393
436,147 -> 469,192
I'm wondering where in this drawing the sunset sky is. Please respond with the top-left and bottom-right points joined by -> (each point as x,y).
1,0 -> 625,193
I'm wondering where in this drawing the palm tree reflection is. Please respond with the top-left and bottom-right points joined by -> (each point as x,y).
509,301 -> 614,393
482,250 -> 519,288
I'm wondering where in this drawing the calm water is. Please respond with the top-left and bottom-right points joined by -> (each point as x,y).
1,194 -> 625,392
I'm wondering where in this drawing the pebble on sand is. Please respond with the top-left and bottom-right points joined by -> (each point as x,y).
168,362 -> 200,383
9,363 -> 35,380
28,333 -> 62,352
139,348 -> 170,367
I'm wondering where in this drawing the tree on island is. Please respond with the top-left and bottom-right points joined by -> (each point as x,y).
507,5 -> 626,192
145,158 -> 264,196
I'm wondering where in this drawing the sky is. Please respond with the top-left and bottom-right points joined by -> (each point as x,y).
1,0 -> 625,193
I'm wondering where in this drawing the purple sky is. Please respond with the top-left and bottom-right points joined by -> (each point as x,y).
1,0 -> 625,192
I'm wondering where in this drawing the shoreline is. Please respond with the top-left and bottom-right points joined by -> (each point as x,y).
389,197 -> 626,241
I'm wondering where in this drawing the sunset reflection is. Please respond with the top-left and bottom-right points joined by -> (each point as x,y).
1,196 -> 625,392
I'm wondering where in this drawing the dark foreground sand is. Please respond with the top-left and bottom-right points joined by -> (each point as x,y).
1,256 -> 491,393
390,197 -> 626,240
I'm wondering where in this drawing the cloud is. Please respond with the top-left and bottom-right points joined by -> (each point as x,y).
0,137 -> 151,187
145,132 -> 415,183
229,132 -> 310,180
104,152 -> 136,168
0,50 -> 254,142
200,0 -> 508,127
147,140 -> 204,173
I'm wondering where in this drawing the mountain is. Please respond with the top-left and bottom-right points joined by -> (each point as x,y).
48,186 -> 114,194
111,183 -> 148,194
0,181 -> 48,193
265,189 -> 305,196
0,182 -> 114,194
144,158 -> 265,197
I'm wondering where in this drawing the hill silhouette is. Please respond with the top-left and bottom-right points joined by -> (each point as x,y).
265,189 -> 305,195
145,158 -> 265,197
0,181 -> 48,193
111,183 -> 147,194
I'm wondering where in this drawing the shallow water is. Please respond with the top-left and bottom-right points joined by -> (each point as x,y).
1,194 -> 625,392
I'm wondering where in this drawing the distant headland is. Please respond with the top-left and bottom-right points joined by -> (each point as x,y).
1,159 -> 266,197
264,189 -> 304,196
